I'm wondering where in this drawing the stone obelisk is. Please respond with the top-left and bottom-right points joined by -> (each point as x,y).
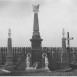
5,29 -> 13,71
61,29 -> 69,69
30,4 -> 43,67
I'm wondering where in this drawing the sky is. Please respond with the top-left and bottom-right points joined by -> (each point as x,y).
0,0 -> 77,47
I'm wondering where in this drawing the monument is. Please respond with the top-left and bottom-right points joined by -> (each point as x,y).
61,29 -> 69,68
30,4 -> 43,68
5,29 -> 13,71
61,29 -> 73,69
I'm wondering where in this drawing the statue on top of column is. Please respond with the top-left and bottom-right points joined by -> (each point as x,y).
8,28 -> 11,38
33,4 -> 40,13
62,28 -> 65,38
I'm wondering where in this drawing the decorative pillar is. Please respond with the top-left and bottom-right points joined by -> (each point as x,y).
61,29 -> 69,69
30,4 -> 43,68
5,29 -> 14,71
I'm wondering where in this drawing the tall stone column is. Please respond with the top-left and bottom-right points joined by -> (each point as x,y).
30,4 -> 43,68
5,29 -> 14,71
61,29 -> 69,69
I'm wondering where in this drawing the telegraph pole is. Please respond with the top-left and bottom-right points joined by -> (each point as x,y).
66,32 -> 74,66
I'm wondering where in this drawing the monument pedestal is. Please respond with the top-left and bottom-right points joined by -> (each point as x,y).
61,46 -> 70,69
61,54 -> 69,69
31,49 -> 42,68
5,57 -> 14,71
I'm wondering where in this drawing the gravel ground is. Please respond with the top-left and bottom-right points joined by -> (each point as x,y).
0,69 -> 77,76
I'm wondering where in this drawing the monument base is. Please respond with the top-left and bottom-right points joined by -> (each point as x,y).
31,49 -> 42,69
5,62 -> 14,71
